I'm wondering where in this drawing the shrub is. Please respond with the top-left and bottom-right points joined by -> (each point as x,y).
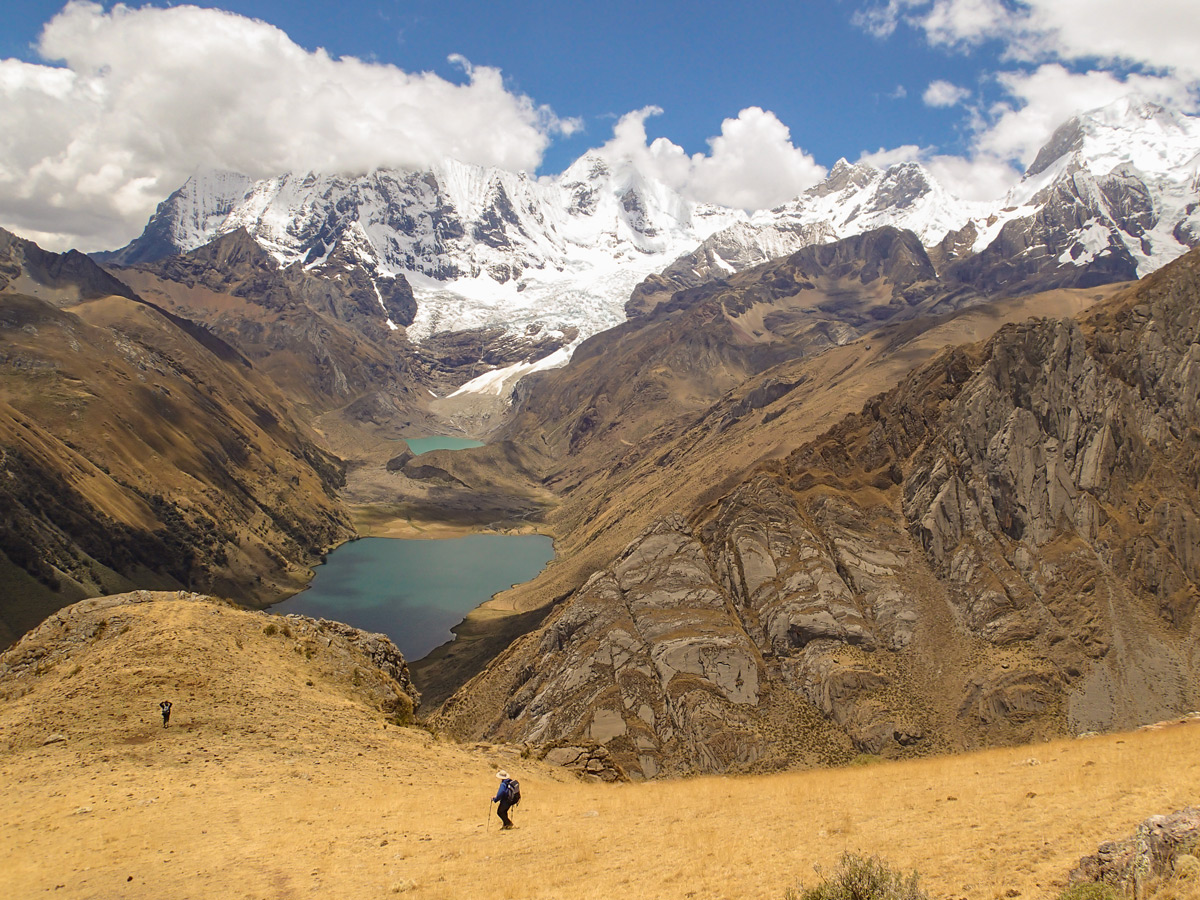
786,853 -> 928,900
262,623 -> 277,636
1058,885 -> 1120,900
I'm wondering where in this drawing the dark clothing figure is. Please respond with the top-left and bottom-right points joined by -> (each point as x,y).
492,773 -> 516,829
159,700 -> 172,728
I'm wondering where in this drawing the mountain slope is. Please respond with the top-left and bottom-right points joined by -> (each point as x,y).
2,590 -> 1198,900
433,246 -> 1200,776
0,232 -> 354,644
499,227 -> 983,485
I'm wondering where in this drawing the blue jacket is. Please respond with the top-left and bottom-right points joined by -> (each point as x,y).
493,779 -> 514,804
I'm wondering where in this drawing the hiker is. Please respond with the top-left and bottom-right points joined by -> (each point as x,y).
491,770 -> 520,829
159,700 -> 172,728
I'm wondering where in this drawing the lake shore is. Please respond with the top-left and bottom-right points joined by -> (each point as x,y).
350,505 -> 551,540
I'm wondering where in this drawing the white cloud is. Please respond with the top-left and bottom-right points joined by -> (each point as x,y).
1016,1 -> 1200,80
853,0 -> 1200,200
923,80 -> 971,107
0,2 -> 576,251
919,0 -> 1011,46
978,65 -> 1194,164
860,0 -> 1200,79
922,153 -> 1022,201
596,106 -> 827,211
857,143 -> 1020,202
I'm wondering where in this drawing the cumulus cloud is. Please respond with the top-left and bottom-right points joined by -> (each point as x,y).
0,2 -> 576,251
596,106 -> 827,211
853,0 -> 1200,201
978,64 -> 1195,164
857,143 -> 1020,202
857,0 -> 1200,78
1016,0 -> 1200,80
922,80 -> 971,107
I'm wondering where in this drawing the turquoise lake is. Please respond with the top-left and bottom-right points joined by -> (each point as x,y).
405,436 -> 485,454
272,535 -> 553,661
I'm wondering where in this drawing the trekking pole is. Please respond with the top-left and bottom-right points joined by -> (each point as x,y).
486,800 -> 492,833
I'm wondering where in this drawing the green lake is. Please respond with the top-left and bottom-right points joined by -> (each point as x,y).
272,535 -> 554,661
404,436 -> 485,454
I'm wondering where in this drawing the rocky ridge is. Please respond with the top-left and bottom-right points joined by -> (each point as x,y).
436,246 -> 1200,778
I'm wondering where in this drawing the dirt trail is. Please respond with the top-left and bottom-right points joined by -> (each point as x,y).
2,593 -> 1198,900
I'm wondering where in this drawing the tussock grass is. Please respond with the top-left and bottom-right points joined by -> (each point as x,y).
2,596 -> 1198,900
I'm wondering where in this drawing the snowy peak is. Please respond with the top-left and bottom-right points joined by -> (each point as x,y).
104,156 -> 746,363
1025,116 -> 1086,178
805,158 -> 878,198
1023,96 -> 1200,184
765,158 -> 977,248
103,98 -> 1200,387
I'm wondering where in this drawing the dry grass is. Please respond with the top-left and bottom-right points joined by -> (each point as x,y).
1,595 -> 1198,900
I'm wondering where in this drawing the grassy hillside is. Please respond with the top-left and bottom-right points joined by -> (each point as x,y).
1,592 -> 1197,900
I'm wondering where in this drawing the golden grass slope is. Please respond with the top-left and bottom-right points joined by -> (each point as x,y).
2,592 -> 1198,900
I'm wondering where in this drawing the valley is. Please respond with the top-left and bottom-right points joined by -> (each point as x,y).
7,3 -> 1200,898
2,95 -> 1199,795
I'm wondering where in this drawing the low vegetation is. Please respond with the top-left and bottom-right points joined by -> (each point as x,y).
3,593 -> 1200,900
786,853 -> 927,900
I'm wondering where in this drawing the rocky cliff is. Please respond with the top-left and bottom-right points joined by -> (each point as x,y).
436,247 -> 1200,778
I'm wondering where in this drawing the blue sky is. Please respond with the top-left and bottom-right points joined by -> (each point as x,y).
2,1 -> 1197,250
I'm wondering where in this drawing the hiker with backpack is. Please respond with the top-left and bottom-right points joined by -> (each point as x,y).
491,770 -> 520,830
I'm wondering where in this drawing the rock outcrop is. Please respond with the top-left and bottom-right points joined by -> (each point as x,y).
1070,807 -> 1200,893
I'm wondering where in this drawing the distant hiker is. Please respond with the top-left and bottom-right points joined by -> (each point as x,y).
159,700 -> 172,728
491,770 -> 520,829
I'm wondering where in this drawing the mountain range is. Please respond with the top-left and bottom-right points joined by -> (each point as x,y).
103,96 -> 1200,400
2,94 -> 1200,778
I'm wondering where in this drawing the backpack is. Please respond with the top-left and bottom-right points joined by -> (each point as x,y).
504,779 -> 521,806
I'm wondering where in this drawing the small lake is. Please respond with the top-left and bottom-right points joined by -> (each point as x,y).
273,535 -> 553,661
405,436 -> 484,454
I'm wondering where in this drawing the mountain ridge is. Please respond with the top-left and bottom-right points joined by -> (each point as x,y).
431,245 -> 1200,776
99,97 -> 1200,396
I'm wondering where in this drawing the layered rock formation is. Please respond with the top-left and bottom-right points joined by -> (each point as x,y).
436,247 -> 1200,777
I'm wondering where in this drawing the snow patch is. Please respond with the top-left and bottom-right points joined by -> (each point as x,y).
447,346 -> 574,399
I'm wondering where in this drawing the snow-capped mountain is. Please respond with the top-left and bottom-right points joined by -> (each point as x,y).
655,97 -> 1199,308
106,95 -> 1200,392
986,97 -> 1200,274
628,158 -> 987,313
106,155 -> 745,349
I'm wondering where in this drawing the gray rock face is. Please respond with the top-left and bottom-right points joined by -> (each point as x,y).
441,247 -> 1200,777
945,163 -> 1144,297
1070,807 -> 1200,893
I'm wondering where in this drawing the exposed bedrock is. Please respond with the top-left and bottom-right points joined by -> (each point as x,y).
436,252 -> 1200,777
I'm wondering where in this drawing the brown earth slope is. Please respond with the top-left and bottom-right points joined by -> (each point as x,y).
0,233 -> 354,644
2,591 -> 1199,900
